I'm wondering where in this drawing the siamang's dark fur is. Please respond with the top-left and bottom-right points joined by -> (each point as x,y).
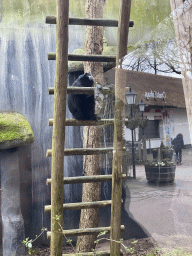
67,73 -> 97,121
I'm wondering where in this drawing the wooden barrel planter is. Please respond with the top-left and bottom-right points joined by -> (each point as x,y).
145,165 -> 176,182
152,149 -> 158,160
161,149 -> 174,160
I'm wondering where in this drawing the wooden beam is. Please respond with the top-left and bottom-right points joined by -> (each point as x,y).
62,252 -> 123,256
46,16 -> 134,27
49,118 -> 114,126
49,118 -> 129,126
45,200 -> 117,212
49,86 -> 129,96
48,87 -> 94,95
46,174 -> 127,185
47,225 -> 125,238
63,87 -> 95,95
48,86 -> 112,95
46,147 -> 115,157
48,53 -> 116,62
62,252 -> 111,256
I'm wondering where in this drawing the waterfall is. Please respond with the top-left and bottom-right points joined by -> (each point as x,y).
0,21 -> 84,245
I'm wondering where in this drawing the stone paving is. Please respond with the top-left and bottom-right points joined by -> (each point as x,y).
126,147 -> 192,253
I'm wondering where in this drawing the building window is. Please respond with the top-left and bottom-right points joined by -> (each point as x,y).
139,120 -> 160,140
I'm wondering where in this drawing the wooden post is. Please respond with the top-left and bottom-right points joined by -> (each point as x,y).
138,142 -> 141,161
142,135 -> 147,162
110,1 -> 131,256
50,1 -> 69,256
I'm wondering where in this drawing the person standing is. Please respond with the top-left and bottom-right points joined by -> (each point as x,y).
172,133 -> 184,165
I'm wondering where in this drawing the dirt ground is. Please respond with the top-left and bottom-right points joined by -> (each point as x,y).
37,237 -> 159,255
36,235 -> 192,255
36,233 -> 192,255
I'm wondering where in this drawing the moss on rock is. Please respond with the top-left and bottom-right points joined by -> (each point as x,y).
0,112 -> 34,150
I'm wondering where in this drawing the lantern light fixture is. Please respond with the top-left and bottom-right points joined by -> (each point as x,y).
125,87 -> 137,106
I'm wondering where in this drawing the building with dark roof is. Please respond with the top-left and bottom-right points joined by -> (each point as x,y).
104,69 -> 191,148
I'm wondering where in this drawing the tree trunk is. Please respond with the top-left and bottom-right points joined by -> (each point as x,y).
76,0 -> 105,253
169,0 -> 192,142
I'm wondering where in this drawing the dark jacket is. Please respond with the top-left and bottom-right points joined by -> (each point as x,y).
172,134 -> 184,151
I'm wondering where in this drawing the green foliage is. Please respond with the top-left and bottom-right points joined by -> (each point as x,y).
1,0 -> 56,22
146,160 -> 174,167
125,116 -> 148,131
22,228 -> 47,255
1,0 -> 173,37
52,215 -> 62,232
162,248 -> 192,256
147,247 -> 161,256
123,240 -> 138,254
127,44 -> 136,53
103,0 -> 173,49
131,0 -> 171,26
125,116 -> 140,130
139,119 -> 148,129
97,230 -> 108,238
92,231 -> 138,255
104,0 -> 171,25
1,0 -> 86,23
52,215 -> 75,251
52,214 -> 61,221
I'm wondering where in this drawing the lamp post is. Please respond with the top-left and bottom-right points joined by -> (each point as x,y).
125,88 -> 137,179
138,100 -> 146,135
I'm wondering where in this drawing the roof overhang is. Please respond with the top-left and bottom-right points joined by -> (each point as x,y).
104,69 -> 185,109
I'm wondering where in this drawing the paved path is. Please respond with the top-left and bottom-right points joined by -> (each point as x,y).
124,148 -> 192,251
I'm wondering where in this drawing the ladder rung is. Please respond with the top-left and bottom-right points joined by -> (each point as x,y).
49,86 -> 112,95
62,252 -> 109,256
49,119 -> 129,126
49,87 -> 94,95
48,53 -> 116,62
46,16 -> 134,28
49,118 -> 115,126
66,87 -> 95,95
45,200 -> 118,212
47,225 -> 125,238
63,252 -> 109,256
46,174 -> 127,185
62,251 -> 123,256
46,148 -> 114,157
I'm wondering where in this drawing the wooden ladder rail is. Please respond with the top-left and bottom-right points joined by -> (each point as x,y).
110,1 -> 132,255
47,1 -> 69,256
45,0 -> 132,255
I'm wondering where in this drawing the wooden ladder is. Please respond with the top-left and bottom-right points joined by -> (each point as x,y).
45,1 -> 132,255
